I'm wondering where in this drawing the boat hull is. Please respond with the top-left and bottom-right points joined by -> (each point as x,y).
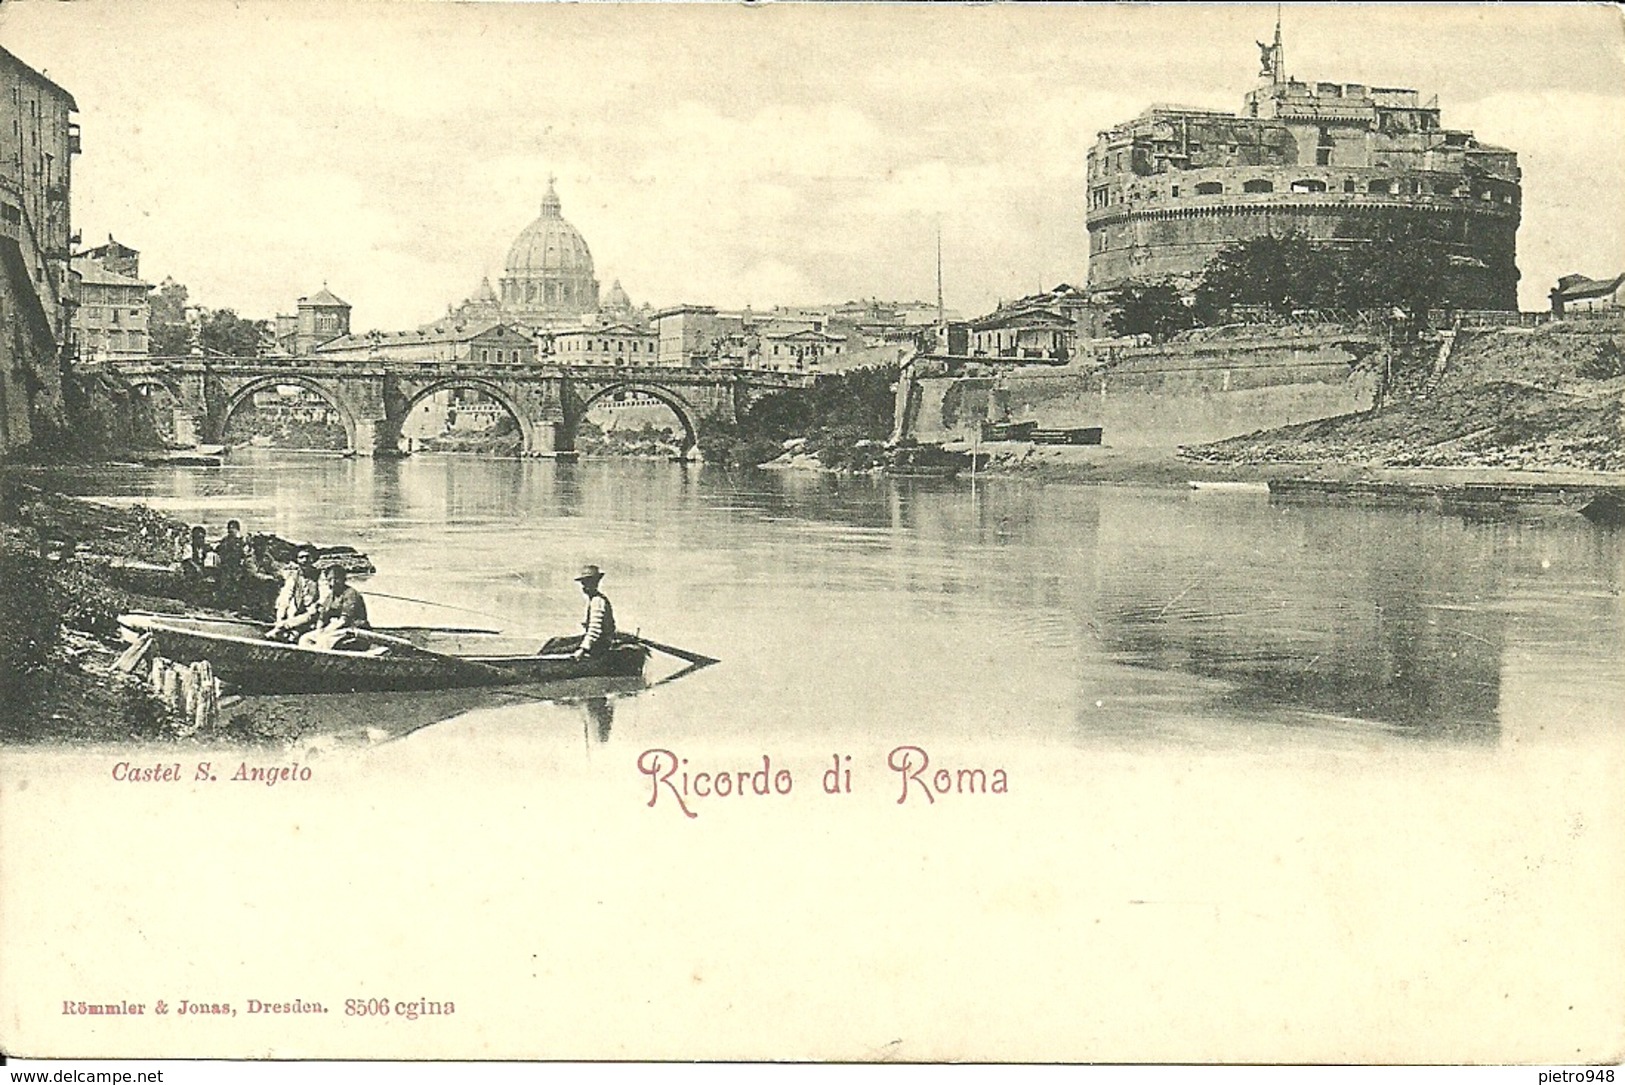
118,613 -> 648,694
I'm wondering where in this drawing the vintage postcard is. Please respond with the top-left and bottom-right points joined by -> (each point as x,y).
1,1 -> 1622,1071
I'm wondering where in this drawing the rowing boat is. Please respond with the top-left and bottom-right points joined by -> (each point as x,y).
117,613 -> 649,694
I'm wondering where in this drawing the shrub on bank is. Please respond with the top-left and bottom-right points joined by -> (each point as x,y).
707,364 -> 900,469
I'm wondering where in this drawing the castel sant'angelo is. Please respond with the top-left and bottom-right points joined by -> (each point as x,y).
1085,20 -> 1522,310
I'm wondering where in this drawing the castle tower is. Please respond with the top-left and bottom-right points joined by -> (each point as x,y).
1084,23 -> 1521,309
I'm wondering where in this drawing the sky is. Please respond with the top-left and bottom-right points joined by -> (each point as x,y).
4,1 -> 1623,329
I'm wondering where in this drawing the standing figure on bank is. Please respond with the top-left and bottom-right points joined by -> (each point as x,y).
266,547 -> 322,641
572,564 -> 616,660
177,526 -> 217,583
300,565 -> 371,651
214,519 -> 249,607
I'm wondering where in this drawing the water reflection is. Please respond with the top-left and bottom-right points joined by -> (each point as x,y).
1091,497 -> 1507,739
583,696 -> 614,743
37,454 -> 1624,749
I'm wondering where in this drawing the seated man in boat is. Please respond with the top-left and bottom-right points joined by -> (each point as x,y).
299,565 -> 372,651
572,564 -> 616,660
266,547 -> 321,641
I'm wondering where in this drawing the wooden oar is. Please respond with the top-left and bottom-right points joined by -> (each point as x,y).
625,635 -> 720,668
361,621 -> 720,670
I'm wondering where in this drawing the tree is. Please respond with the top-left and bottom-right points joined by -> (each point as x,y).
1342,212 -> 1450,322
1194,219 -> 1451,324
148,277 -> 193,356
1105,279 -> 1196,342
197,309 -> 270,357
1193,232 -> 1330,321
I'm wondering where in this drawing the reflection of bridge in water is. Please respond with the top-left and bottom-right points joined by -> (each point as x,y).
116,356 -> 815,456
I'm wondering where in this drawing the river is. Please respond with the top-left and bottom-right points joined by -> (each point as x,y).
9,451 -> 1625,1061
31,452 -> 1624,754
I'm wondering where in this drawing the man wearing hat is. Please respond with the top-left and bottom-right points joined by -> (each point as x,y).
572,564 -> 617,660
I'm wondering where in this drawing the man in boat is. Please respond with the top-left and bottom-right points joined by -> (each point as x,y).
299,565 -> 371,651
572,564 -> 616,660
266,547 -> 321,641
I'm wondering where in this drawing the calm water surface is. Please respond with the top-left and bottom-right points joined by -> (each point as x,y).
38,453 -> 1625,755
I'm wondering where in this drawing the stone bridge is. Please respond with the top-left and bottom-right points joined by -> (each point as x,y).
114,357 -> 815,456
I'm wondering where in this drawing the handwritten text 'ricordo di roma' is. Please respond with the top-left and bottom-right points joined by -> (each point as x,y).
636,747 -> 1008,819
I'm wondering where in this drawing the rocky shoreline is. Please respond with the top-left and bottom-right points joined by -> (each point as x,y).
0,479 -> 358,745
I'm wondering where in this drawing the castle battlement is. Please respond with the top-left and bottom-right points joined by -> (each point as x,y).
1084,23 -> 1521,310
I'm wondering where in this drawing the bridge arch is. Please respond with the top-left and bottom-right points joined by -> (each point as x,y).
129,378 -> 183,444
129,377 -> 181,399
394,377 -> 535,455
221,375 -> 359,452
569,381 -> 703,456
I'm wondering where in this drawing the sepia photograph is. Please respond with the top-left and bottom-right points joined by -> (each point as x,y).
0,0 -> 1622,1073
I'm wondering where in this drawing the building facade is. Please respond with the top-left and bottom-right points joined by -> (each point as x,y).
1,45 -> 78,452
1550,273 -> 1625,315
547,321 -> 657,366
273,286 -> 352,356
1085,23 -> 1521,310
71,236 -> 151,361
760,327 -> 846,371
313,319 -> 537,365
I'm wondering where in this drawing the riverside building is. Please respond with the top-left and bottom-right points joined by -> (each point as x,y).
1,45 -> 78,451
1085,21 -> 1521,310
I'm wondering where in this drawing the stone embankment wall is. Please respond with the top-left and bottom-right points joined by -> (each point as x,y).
902,332 -> 1378,448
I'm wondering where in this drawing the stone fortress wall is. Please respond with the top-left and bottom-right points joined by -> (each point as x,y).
1085,28 -> 1522,311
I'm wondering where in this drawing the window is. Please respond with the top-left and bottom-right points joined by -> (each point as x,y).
1170,185 -> 1180,198
1195,181 -> 1223,195
1368,180 -> 1391,195
1290,179 -> 1327,193
1344,179 -> 1357,193
1243,179 -> 1273,193
1316,148 -> 1332,166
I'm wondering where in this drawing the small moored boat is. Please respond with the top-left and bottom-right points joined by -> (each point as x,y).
118,613 -> 649,694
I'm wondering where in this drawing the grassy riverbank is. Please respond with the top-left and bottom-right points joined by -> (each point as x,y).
0,479 -> 307,744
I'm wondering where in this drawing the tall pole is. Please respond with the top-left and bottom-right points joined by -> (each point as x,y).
935,220 -> 946,350
1272,6 -> 1285,85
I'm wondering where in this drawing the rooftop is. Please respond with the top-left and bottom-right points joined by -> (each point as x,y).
71,256 -> 149,289
315,319 -> 532,352
1552,273 -> 1625,302
0,45 -> 79,111
299,286 -> 350,309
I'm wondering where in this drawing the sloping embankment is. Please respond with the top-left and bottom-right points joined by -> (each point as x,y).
1186,318 -> 1625,473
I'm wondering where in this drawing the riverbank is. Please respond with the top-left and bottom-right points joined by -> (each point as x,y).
968,442 -> 1625,491
1,479 -> 321,745
1187,318 -> 1625,474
